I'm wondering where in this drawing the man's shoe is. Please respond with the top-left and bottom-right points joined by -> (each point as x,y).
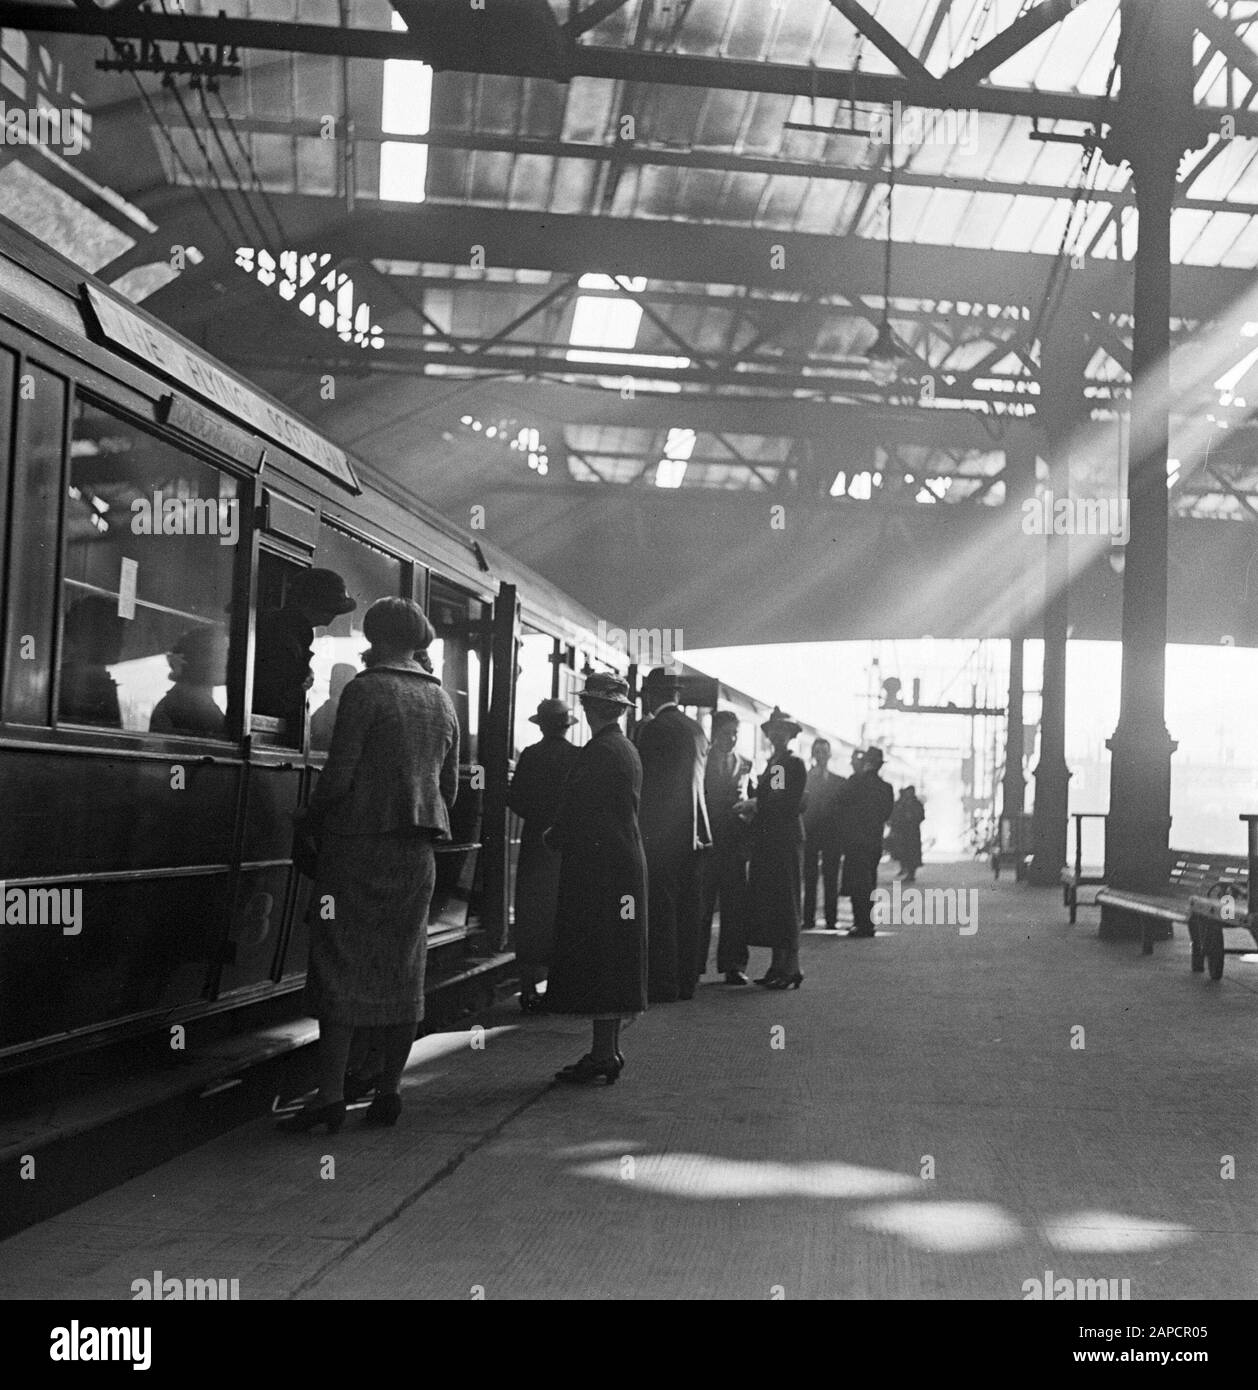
723,970 -> 750,985
843,928 -> 875,938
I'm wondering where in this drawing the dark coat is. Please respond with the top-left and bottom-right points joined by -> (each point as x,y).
634,705 -> 712,859
507,733 -> 580,965
544,723 -> 649,1016
745,751 -> 806,949
705,748 -> 751,852
253,606 -> 315,721
888,793 -> 925,870
834,770 -> 895,849
802,766 -> 843,840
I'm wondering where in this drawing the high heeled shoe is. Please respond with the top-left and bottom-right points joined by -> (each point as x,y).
362,1093 -> 402,1127
556,1045 -> 619,1067
277,1098 -> 345,1134
754,970 -> 784,987
763,971 -> 804,990
554,1053 -> 623,1085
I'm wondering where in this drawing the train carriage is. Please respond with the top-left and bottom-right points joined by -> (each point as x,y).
0,216 -> 626,1074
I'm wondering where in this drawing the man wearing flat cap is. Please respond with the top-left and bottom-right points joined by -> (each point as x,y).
508,699 -> 580,1012
634,666 -> 712,1002
253,567 -> 356,736
833,746 -> 895,937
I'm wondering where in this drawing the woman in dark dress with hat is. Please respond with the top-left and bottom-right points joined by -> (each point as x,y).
279,597 -> 459,1134
744,708 -> 807,990
508,698 -> 580,1012
544,673 -> 648,1085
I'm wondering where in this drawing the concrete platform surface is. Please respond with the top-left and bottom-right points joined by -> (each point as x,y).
1,862 -> 1254,1300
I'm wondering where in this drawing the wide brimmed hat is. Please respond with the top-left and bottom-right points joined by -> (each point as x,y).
641,665 -> 683,691
289,567 -> 356,615
761,706 -> 802,738
579,672 -> 633,707
529,697 -> 577,727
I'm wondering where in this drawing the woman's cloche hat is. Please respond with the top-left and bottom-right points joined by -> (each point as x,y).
289,567 -> 356,616
579,672 -> 633,708
761,705 -> 802,738
529,697 -> 577,727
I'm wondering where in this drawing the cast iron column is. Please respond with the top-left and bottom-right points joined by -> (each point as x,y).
1101,0 -> 1196,909
1027,327 -> 1087,887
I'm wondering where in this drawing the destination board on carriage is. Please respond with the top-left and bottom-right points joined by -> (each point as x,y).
81,282 -> 361,494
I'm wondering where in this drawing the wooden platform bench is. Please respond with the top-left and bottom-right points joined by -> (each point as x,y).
1096,851 -> 1249,957
1182,814 -> 1258,980
1061,812 -> 1107,924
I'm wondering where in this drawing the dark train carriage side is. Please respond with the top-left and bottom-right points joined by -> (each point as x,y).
0,219 -> 621,1073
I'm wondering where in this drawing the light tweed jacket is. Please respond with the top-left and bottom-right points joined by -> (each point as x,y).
306,662 -> 459,839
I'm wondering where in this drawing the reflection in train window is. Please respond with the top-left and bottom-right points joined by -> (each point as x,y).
2,355 -> 59,725
306,523 -> 404,751
59,397 -> 240,737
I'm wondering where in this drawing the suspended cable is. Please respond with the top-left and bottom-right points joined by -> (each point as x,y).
208,87 -> 290,249
192,81 -> 273,250
115,54 -> 238,253
161,77 -> 256,252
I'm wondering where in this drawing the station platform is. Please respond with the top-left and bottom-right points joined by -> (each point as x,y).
1,862 -> 1254,1301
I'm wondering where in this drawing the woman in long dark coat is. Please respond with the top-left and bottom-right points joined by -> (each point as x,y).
544,672 -> 647,1085
281,597 -> 459,1134
745,708 -> 807,990
508,698 -> 580,1011
889,786 -> 925,881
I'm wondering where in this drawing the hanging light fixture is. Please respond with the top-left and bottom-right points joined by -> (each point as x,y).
866,126 -> 904,388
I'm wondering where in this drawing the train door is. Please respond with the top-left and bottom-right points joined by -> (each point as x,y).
263,520 -> 406,990
426,575 -> 492,936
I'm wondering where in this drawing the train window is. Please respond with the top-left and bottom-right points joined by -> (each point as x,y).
58,397 -> 240,737
306,522 -> 405,751
3,363 -> 65,726
513,628 -> 558,756
428,575 -> 488,765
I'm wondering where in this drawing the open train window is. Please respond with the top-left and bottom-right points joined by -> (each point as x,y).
56,395 -> 241,739
512,627 -> 559,757
307,522 -> 405,751
428,575 -> 488,766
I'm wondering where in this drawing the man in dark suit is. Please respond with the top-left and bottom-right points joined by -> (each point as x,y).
802,737 -> 844,930
834,746 -> 895,938
634,667 -> 711,1002
698,710 -> 752,984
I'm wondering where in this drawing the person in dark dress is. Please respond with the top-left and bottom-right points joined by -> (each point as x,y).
889,785 -> 926,881
150,625 -> 228,737
280,597 -> 459,1134
835,746 -> 896,938
698,710 -> 752,984
59,595 -> 125,727
508,698 -> 580,1013
634,667 -> 711,1003
544,673 -> 647,1086
253,567 -> 356,735
802,737 -> 844,930
745,708 -> 807,989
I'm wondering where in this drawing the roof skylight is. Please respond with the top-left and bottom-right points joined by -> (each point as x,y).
379,11 -> 432,204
